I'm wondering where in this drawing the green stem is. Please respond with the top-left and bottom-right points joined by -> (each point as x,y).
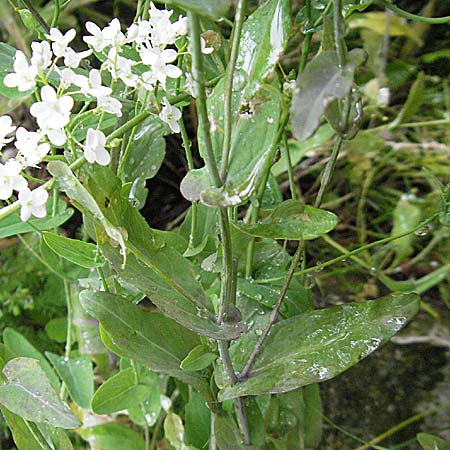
131,360 -> 150,450
51,0 -> 60,27
376,0 -> 450,24
255,212 -> 440,284
19,0 -> 49,33
299,0 -> 312,73
333,0 -> 346,68
244,109 -> 290,277
314,137 -> 343,207
353,401 -> 450,450
282,133 -> 298,200
220,0 -> 247,180
180,117 -> 199,252
59,279 -> 73,399
188,12 -> 222,188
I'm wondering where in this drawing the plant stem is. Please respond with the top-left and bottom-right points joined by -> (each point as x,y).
19,0 -> 49,33
240,241 -> 304,379
299,0 -> 312,73
314,137 -> 343,207
189,11 -> 250,444
333,0 -> 346,68
255,212 -> 440,284
188,12 -> 222,188
282,133 -> 298,200
376,0 -> 450,24
51,0 -> 60,27
353,401 -> 450,450
220,0 -> 247,180
59,279 -> 73,399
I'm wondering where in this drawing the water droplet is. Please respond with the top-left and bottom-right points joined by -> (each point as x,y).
255,329 -> 263,336
414,225 -> 432,237
233,68 -> 248,92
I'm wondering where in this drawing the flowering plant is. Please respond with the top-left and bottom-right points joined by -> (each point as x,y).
0,1 -> 449,449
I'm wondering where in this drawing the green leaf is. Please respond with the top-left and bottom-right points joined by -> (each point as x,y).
214,415 -> 247,450
91,367 -> 150,415
162,0 -> 230,20
43,232 -> 105,269
185,391 -> 211,448
0,201 -> 73,239
180,345 -> 217,371
390,72 -> 425,128
417,433 -> 450,450
0,358 -> 80,429
291,51 -> 355,141
55,163 -> 238,340
3,328 -> 60,391
182,0 -> 291,207
79,290 -> 213,398
45,353 -> 94,409
47,161 -> 128,263
0,43 -> 35,99
118,116 -> 167,209
0,407 -> 48,450
45,318 -> 69,344
236,0 -> 292,99
80,422 -> 145,450
182,86 -> 282,207
164,411 -> 198,450
218,293 -> 420,400
390,195 -> 422,265
234,200 -> 338,240
101,245 -> 245,340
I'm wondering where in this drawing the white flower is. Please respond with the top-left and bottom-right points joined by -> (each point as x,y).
97,96 -> 122,117
74,69 -> 112,98
139,47 -> 182,88
18,187 -> 48,222
138,71 -> 157,91
46,28 -> 76,58
184,73 -> 196,97
83,22 -> 109,52
42,127 -> 67,146
63,47 -> 92,68
58,67 -> 77,89
30,85 -> 73,130
102,18 -> 125,47
83,129 -> 110,165
126,19 -> 151,47
148,3 -> 186,47
30,41 -> 52,70
0,115 -> 16,150
14,127 -> 50,166
102,48 -> 138,87
172,17 -> 188,37
0,160 -> 27,200
3,50 -> 38,92
159,97 -> 181,133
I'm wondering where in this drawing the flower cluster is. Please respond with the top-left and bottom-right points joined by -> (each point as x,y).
0,3 -> 199,221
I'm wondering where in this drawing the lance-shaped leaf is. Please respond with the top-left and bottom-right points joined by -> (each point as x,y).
101,244 -> 246,340
417,433 -> 450,450
161,0 -> 231,20
118,116 -> 167,209
237,0 -> 292,100
234,200 -> 338,240
47,161 -> 127,264
91,367 -> 150,415
291,51 -> 355,142
181,0 -> 291,207
0,358 -> 80,428
79,422 -> 145,450
43,232 -> 105,269
218,293 -> 420,400
80,290 -> 213,399
45,353 -> 94,410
